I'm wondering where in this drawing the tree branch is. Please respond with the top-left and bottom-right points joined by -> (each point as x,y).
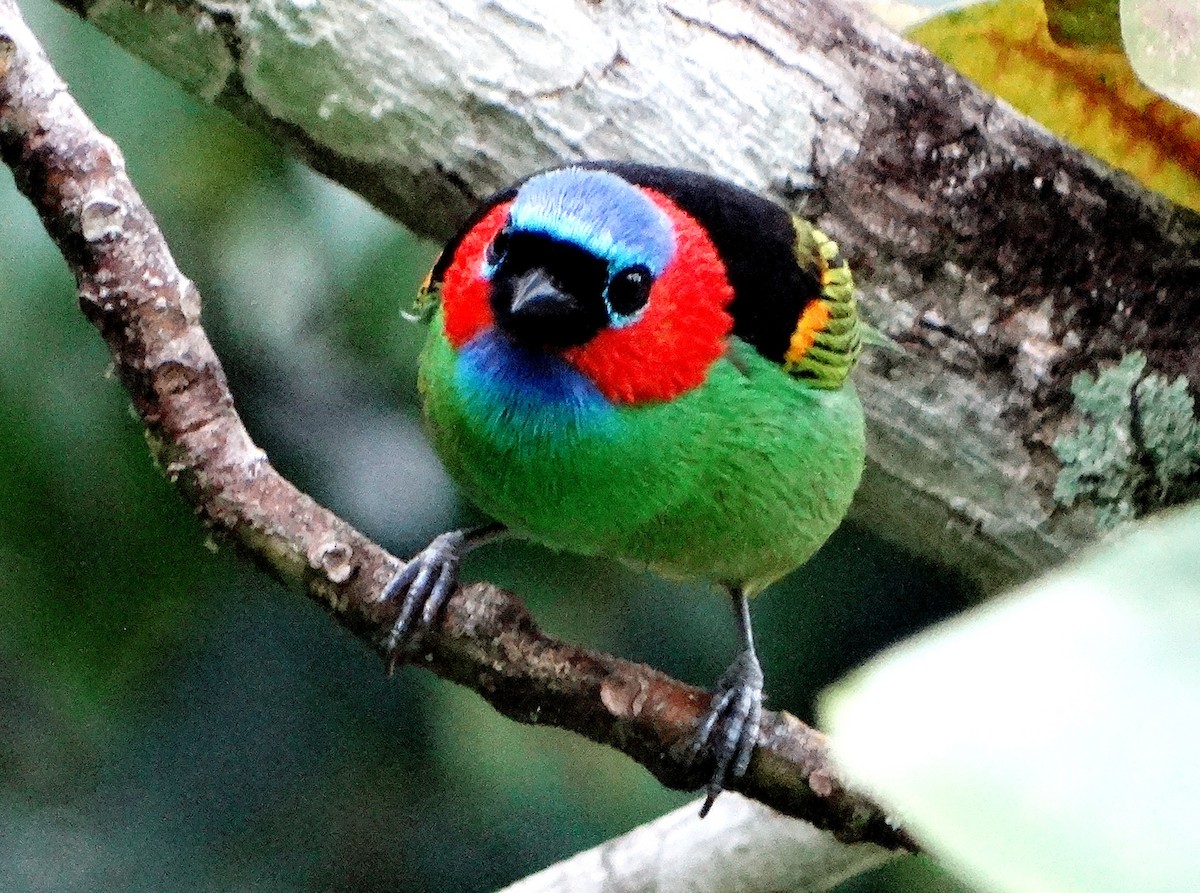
52,0 -> 1200,592
0,0 -> 913,855
495,794 -> 899,893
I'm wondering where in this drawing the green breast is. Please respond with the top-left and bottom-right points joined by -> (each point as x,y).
420,323 -> 865,592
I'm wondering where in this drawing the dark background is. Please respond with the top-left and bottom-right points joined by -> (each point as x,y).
0,2 -> 975,889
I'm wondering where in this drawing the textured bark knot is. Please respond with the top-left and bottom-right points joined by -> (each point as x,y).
808,769 -> 834,798
80,194 -> 126,242
313,540 -> 357,584
600,673 -> 651,719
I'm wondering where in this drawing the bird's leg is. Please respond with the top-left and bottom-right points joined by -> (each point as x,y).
378,521 -> 506,673
689,586 -> 765,817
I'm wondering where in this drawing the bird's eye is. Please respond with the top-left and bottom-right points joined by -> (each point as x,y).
606,264 -> 653,323
485,225 -> 512,269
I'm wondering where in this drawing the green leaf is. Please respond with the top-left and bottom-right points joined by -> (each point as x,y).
1046,0 -> 1122,49
822,504 -> 1200,893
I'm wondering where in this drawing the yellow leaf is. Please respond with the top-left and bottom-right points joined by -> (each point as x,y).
909,0 -> 1200,211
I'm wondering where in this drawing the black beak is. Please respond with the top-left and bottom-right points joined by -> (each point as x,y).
492,266 -> 605,349
509,267 -> 578,319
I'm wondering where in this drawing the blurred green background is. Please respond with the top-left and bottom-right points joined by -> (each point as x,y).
0,2 -> 976,890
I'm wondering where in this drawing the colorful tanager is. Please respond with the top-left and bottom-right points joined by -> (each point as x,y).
382,163 -> 866,812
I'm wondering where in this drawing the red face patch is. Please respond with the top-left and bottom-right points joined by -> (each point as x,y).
439,191 -> 734,405
565,192 -> 733,404
440,202 -> 509,349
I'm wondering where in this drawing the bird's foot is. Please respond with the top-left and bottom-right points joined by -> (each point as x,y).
688,648 -> 764,817
378,530 -> 466,674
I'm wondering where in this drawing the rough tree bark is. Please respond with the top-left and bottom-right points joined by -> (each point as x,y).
53,0 -> 1200,590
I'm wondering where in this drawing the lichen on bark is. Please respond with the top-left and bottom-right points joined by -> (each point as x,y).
1054,352 -> 1200,528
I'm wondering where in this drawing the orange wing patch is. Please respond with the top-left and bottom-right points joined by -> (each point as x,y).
784,299 -> 832,368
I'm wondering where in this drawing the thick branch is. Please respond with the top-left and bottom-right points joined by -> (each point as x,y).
0,0 -> 912,855
55,0 -> 1200,590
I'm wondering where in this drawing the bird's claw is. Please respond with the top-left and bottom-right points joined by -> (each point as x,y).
378,530 -> 466,673
687,649 -> 764,817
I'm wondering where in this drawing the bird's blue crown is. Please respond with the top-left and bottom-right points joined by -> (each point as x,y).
508,168 -> 676,275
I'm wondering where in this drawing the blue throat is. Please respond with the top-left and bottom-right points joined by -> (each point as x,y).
455,329 -> 614,437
